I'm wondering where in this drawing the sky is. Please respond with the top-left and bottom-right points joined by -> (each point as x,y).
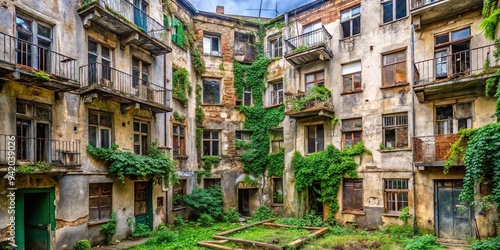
189,0 -> 316,18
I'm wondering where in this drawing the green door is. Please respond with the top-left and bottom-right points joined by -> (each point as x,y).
134,182 -> 152,228
15,188 -> 55,250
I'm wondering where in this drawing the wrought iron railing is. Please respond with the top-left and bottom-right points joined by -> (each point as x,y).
413,134 -> 465,163
414,44 -> 499,85
285,26 -> 332,55
0,31 -> 77,80
411,0 -> 443,10
0,134 -> 81,167
82,0 -> 168,45
80,62 -> 171,107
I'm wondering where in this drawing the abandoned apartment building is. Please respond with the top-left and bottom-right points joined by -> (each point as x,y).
0,0 -> 498,248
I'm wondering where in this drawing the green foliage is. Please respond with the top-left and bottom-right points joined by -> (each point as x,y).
264,19 -> 285,29
183,186 -> 224,220
267,148 -> 284,177
276,211 -> 325,227
72,240 -> 91,250
191,45 -> 206,76
285,86 -> 332,112
379,225 -> 413,239
242,175 -> 259,187
133,223 -> 152,238
32,70 -> 51,81
233,57 -> 272,104
379,142 -> 393,151
173,111 -> 185,122
195,128 -> 203,158
172,68 -> 191,107
399,206 -> 412,226
17,161 -> 52,173
235,140 -> 252,149
201,156 -> 220,171
247,205 -> 274,222
100,212 -> 117,245
146,224 -> 178,246
218,63 -> 225,71
404,235 -> 443,250
223,207 -> 240,223
87,142 -> 178,186
195,170 -> 210,183
292,142 -> 371,214
174,216 -> 187,227
197,213 -> 215,227
470,236 -> 500,250
293,45 -> 309,53
481,0 -> 500,121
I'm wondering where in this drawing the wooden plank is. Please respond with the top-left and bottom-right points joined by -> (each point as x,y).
213,235 -> 283,250
197,241 -> 237,250
262,222 -> 323,230
288,227 -> 329,248
204,240 -> 229,244
215,219 -> 275,236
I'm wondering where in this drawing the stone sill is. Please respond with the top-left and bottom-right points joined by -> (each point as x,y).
172,206 -> 188,211
340,90 -> 363,95
264,103 -> 284,109
87,219 -> 108,226
203,53 -> 222,58
380,82 -> 409,90
200,104 -> 223,107
379,16 -> 409,27
379,148 -> 412,153
383,212 -> 401,218
339,34 -> 361,42
342,210 -> 366,216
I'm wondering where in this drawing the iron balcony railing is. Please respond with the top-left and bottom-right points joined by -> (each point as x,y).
414,44 -> 499,85
0,31 -> 77,80
413,134 -> 465,164
83,0 -> 168,45
285,26 -> 332,56
80,62 -> 171,107
411,0 -> 443,10
0,134 -> 81,167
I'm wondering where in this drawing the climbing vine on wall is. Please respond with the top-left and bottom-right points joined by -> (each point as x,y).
267,148 -> 285,177
172,67 -> 191,107
292,143 -> 371,214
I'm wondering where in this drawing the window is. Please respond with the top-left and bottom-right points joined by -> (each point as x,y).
383,113 -> 408,148
133,0 -> 148,30
243,87 -> 252,106
89,183 -> 112,221
268,36 -> 283,58
382,50 -> 406,87
16,100 -> 51,162
203,79 -> 221,104
341,6 -> 361,38
132,58 -> 150,90
303,21 -> 322,47
436,103 -> 472,135
173,179 -> 186,208
133,120 -> 149,155
343,179 -> 363,211
88,40 -> 112,84
272,178 -> 284,204
342,118 -> 362,149
236,130 -> 252,141
16,15 -> 52,71
270,82 -> 284,106
203,34 -> 221,56
203,130 -> 220,156
382,0 -> 407,24
342,62 -> 362,93
234,32 -> 255,62
134,182 -> 149,216
171,17 -> 184,46
173,124 -> 186,156
204,178 -> 221,189
306,124 -> 324,154
305,71 -> 324,92
88,110 -> 112,148
434,27 -> 471,78
270,128 -> 284,153
384,179 -> 409,213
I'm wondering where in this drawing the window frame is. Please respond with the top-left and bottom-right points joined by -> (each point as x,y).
132,57 -> 150,89
16,100 -> 52,163
88,110 -> 112,148
382,49 -> 407,87
381,0 -> 408,24
203,130 -> 220,156
202,79 -> 221,105
173,179 -> 187,209
382,113 -> 409,149
173,124 -> 186,156
305,71 -> 325,92
89,183 -> 113,222
270,128 -> 284,153
342,118 -> 363,149
243,87 -> 252,106
272,177 -> 284,204
305,124 -> 324,154
203,34 -> 221,56
269,81 -> 284,106
384,179 -> 409,213
133,120 -> 149,155
204,178 -> 221,189
340,6 -> 361,38
343,179 -> 363,211
15,14 -> 53,70
435,103 -> 472,135
268,36 -> 283,58
171,17 -> 184,46
434,27 -> 471,79
342,61 -> 362,93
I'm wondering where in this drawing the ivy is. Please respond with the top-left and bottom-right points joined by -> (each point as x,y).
292,142 -> 371,214
233,57 -> 272,105
195,128 -> 203,159
172,68 -> 191,107
32,70 -> 51,81
173,111 -> 185,123
195,84 -> 205,127
268,148 -> 284,177
285,86 -> 332,112
87,142 -> 178,186
235,140 -> 252,149
201,156 -> 221,171
242,175 -> 259,187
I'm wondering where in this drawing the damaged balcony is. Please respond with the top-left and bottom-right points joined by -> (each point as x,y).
284,26 -> 333,68
413,134 -> 466,169
0,134 -> 81,172
78,0 -> 171,56
410,0 -> 483,29
79,63 -> 172,113
413,44 -> 500,103
284,93 -> 335,119
0,32 -> 78,92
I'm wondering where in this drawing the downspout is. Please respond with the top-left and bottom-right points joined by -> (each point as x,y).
164,54 -> 168,148
410,24 -> 417,237
285,12 -> 289,54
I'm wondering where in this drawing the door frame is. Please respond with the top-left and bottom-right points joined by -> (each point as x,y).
134,181 -> 153,229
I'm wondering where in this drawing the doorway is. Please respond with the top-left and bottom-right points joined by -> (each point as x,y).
238,189 -> 250,216
134,181 -> 152,229
435,180 -> 473,240
308,181 -> 324,216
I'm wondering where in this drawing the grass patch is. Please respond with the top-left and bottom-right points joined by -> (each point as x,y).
227,225 -> 310,245
304,232 -> 406,250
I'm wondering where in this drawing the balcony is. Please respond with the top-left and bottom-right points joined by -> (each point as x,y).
0,134 -> 81,172
413,44 -> 499,102
79,63 -> 172,113
0,32 -> 78,92
413,134 -> 466,168
284,27 -> 333,68
78,0 -> 171,56
410,0 -> 483,28
284,92 -> 335,119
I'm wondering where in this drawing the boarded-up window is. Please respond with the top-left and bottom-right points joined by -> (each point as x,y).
342,118 -> 362,149
89,183 -> 112,221
384,179 -> 409,212
306,124 -> 324,154
383,113 -> 408,148
270,128 -> 284,153
382,50 -> 406,87
343,179 -> 363,211
204,178 -> 221,189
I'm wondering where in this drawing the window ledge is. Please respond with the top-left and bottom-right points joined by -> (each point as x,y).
339,34 -> 361,42
379,148 -> 412,153
87,219 -> 109,226
271,203 -> 284,207
172,206 -> 188,211
380,16 -> 409,27
341,90 -> 363,95
200,104 -> 223,107
265,103 -> 284,109
174,155 -> 189,160
383,212 -> 401,217
380,82 -> 409,90
203,53 -> 222,58
342,210 -> 366,216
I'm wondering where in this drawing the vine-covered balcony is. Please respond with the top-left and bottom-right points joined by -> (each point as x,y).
413,134 -> 466,169
284,87 -> 334,119
79,63 -> 172,113
284,26 -> 333,68
78,0 -> 171,56
413,44 -> 499,102
410,0 -> 483,28
0,32 -> 79,92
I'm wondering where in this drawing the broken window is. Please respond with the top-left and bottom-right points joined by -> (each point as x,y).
16,14 -> 52,71
173,124 -> 186,156
203,130 -> 220,156
16,100 -> 51,163
382,0 -> 407,24
272,178 -> 284,204
202,79 -> 221,104
270,128 -> 284,153
88,110 -> 112,148
204,178 -> 221,189
133,120 -> 149,155
89,183 -> 112,221
270,81 -> 284,106
305,71 -> 324,92
173,179 -> 186,208
383,113 -> 408,148
203,33 -> 221,56
306,124 -> 324,154
384,179 -> 409,213
341,6 -> 361,38
343,179 -> 363,211
342,61 -> 362,93
342,118 -> 362,149
382,50 -> 407,87
234,32 -> 255,63
436,103 -> 472,135
434,27 -> 471,78
243,87 -> 252,106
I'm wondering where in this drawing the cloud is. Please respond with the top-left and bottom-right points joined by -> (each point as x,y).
189,0 -> 315,18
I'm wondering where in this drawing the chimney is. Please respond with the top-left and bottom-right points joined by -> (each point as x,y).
216,6 -> 224,14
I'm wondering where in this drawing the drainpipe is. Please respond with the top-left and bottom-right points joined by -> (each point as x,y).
410,24 -> 417,237
164,54 -> 168,148
284,12 -> 289,54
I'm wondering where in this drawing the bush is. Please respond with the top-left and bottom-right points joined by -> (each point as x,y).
146,225 -> 178,245
174,216 -> 187,227
100,212 -> 117,245
223,207 -> 240,223
133,223 -> 152,238
405,234 -> 443,250
470,236 -> 500,250
197,213 -> 215,227
183,186 -> 224,220
72,240 -> 91,250
379,224 -> 412,239
276,211 -> 324,227
247,206 -> 274,223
